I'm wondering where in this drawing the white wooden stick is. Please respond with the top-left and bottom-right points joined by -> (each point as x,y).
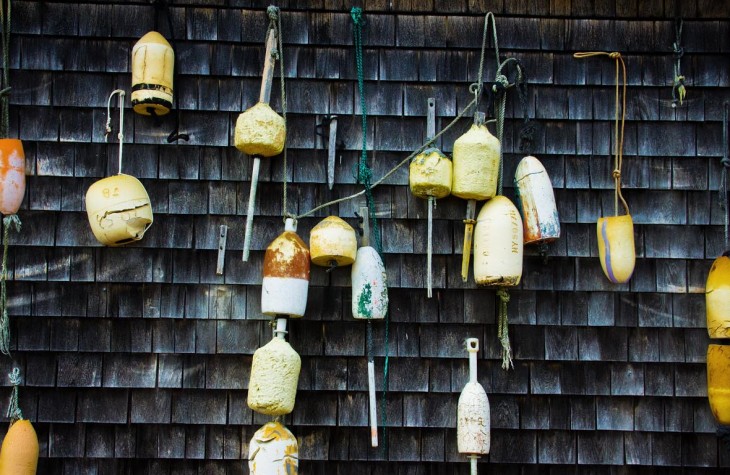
216,225 -> 228,274
368,359 -> 378,447
242,157 -> 261,261
427,196 -> 433,298
328,116 -> 338,190
470,456 -> 478,475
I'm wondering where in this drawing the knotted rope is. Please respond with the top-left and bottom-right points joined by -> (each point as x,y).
0,214 -> 19,356
671,18 -> 686,108
573,52 -> 630,218
496,289 -> 513,370
5,367 -> 22,423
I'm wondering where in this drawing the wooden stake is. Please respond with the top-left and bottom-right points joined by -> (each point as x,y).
461,200 -> 477,282
426,98 -> 436,298
328,116 -> 338,190
216,224 -> 228,275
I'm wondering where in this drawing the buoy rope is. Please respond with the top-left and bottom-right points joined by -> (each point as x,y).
722,102 -> 730,250
671,17 -> 686,108
496,289 -> 512,369
5,367 -> 21,423
573,51 -> 630,217
0,0 -> 10,139
0,214 -> 18,356
105,89 -> 126,175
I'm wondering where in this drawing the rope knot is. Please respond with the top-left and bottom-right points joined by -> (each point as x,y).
672,42 -> 684,58
358,164 -> 373,185
496,288 -> 510,304
608,52 -> 621,59
463,218 -> 476,225
612,169 -> 621,179
267,5 -> 279,21
492,74 -> 509,92
721,156 -> 730,169
350,7 -> 363,26
7,368 -> 19,386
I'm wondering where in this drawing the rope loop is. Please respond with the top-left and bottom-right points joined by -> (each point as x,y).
350,7 -> 364,26
5,367 -> 22,423
267,5 -> 279,22
496,288 -> 510,304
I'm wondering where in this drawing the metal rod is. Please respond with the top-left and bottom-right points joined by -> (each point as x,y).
427,97 -> 436,140
427,196 -> 433,298
242,157 -> 261,261
368,359 -> 378,447
461,200 -> 477,282
328,116 -> 338,190
216,225 -> 228,275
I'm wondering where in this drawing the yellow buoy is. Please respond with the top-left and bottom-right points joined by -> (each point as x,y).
473,196 -> 523,287
706,253 -> 730,338
597,214 -> 635,284
248,421 -> 298,475
262,218 -> 310,318
248,318 -> 301,416
451,123 -> 500,201
310,216 -> 357,268
131,31 -> 174,116
0,419 -> 38,475
708,344 -> 730,425
85,174 -> 153,246
235,102 -> 286,158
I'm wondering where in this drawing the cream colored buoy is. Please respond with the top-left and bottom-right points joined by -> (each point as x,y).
706,252 -> 730,338
597,214 -> 635,284
85,174 -> 153,246
352,246 -> 388,320
131,31 -> 174,117
707,344 -> 730,425
473,196 -> 523,287
248,318 -> 301,416
0,139 -> 25,216
457,338 -> 490,474
262,218 -> 310,318
514,155 -> 560,245
248,421 -> 298,475
310,216 -> 357,268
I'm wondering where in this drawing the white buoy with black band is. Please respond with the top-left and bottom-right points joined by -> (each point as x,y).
457,338 -> 490,474
262,218 -> 310,318
131,31 -> 174,117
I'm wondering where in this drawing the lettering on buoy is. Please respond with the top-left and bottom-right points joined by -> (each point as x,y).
473,196 -> 523,287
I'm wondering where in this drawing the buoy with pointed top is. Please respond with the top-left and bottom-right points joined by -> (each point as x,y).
131,31 -> 174,117
262,218 -> 310,318
707,344 -> 730,425
0,139 -> 25,216
247,317 -> 301,416
706,252 -> 730,338
248,421 -> 298,475
457,338 -> 490,475
514,155 -> 560,245
597,214 -> 635,284
310,216 -> 357,268
473,196 -> 523,287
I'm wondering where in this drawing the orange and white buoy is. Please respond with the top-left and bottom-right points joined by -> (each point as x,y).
247,318 -> 301,416
514,155 -> 560,245
262,218 -> 310,318
0,139 -> 25,216
706,252 -> 730,338
131,31 -> 174,117
473,196 -> 523,287
597,214 -> 635,284
248,421 -> 298,475
309,216 -> 357,268
457,338 -> 490,474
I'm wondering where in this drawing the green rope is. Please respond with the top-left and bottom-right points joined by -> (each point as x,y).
5,367 -> 21,423
496,289 -> 513,370
0,214 -> 19,356
0,0 -> 11,138
671,18 -> 686,108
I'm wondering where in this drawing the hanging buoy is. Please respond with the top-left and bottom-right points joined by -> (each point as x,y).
452,115 -> 500,282
597,214 -> 635,284
262,218 -> 310,318
0,139 -> 25,216
410,98 -> 451,298
131,31 -> 174,117
248,421 -> 298,475
708,344 -> 730,425
706,252 -> 730,338
514,155 -> 560,245
86,173 -> 153,246
248,318 -> 301,416
0,419 -> 38,475
457,338 -> 490,475
352,246 -> 388,320
310,216 -> 357,268
473,196 -> 523,287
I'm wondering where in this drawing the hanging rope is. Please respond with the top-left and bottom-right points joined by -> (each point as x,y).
0,0 -> 10,139
671,18 -> 686,108
496,289 -> 512,369
0,214 -> 19,356
5,367 -> 22,423
573,52 -> 630,218
105,89 -> 126,175
721,103 -> 730,252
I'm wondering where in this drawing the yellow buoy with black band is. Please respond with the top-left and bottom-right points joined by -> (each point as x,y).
262,218 -> 310,318
473,196 -> 523,287
131,31 -> 174,116
597,214 -> 635,284
706,252 -> 730,338
248,421 -> 298,475
310,216 -> 357,268
514,155 -> 560,245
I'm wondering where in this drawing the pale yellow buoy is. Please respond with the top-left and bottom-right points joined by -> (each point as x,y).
706,253 -> 730,338
86,174 -> 153,247
514,155 -> 560,245
247,318 -> 301,416
309,216 -> 357,268
451,122 -> 500,201
262,218 -> 310,318
457,338 -> 489,475
597,214 -> 635,284
248,421 -> 298,475
708,344 -> 730,425
473,196 -> 523,287
131,31 -> 174,116
234,102 -> 286,158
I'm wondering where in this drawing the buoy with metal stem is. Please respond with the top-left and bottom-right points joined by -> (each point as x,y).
457,338 -> 490,474
409,98 -> 451,298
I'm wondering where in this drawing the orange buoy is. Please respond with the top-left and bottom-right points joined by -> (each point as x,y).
706,252 -> 730,338
131,31 -> 174,116
597,214 -> 635,284
514,155 -> 560,245
473,196 -> 523,287
249,421 -> 298,475
262,218 -> 310,318
0,419 -> 38,475
309,216 -> 357,268
0,139 -> 25,216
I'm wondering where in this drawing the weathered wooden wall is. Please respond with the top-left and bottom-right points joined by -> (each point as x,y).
5,0 -> 730,473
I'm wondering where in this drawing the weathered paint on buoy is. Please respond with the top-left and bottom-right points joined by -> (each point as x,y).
248,421 -> 298,475
131,31 -> 174,116
409,148 -> 452,200
85,174 -> 153,246
597,214 -> 635,284
235,102 -> 286,157
473,196 -> 523,287
248,319 -> 301,416
707,344 -> 730,425
262,218 -> 310,318
457,338 -> 490,457
310,216 -> 357,267
707,253 -> 730,338
0,139 -> 25,216
0,419 -> 38,475
351,246 -> 388,320
514,155 -> 560,245
451,124 -> 500,201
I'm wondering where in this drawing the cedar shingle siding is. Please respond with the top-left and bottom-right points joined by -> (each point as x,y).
5,0 -> 730,472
